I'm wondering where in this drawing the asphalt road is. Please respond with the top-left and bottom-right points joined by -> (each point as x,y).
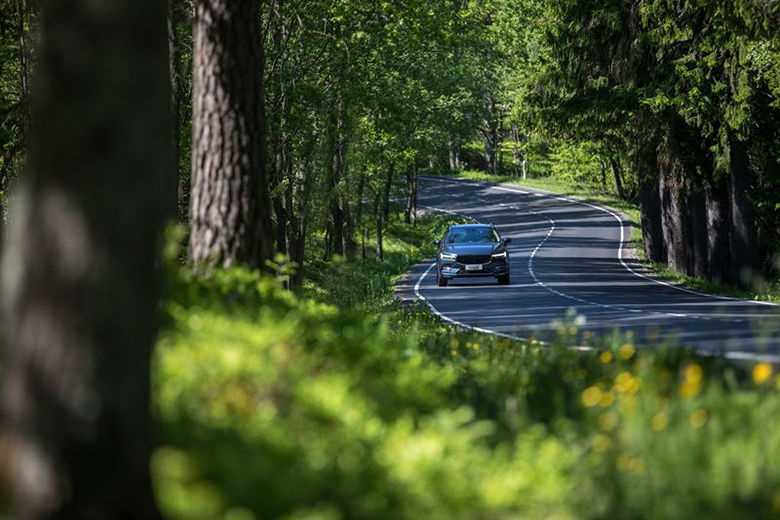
396,176 -> 780,362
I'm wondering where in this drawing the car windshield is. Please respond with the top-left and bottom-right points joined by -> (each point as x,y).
445,227 -> 500,244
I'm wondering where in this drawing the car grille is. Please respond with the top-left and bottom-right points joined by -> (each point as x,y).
457,255 -> 491,264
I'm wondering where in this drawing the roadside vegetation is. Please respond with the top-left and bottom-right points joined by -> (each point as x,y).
153,217 -> 780,520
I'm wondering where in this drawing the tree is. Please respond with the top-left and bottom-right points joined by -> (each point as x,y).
0,0 -> 169,517
188,0 -> 273,269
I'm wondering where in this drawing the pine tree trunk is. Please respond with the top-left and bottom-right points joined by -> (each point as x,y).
705,178 -> 731,284
639,172 -> 666,263
658,150 -> 688,273
727,132 -> 761,286
686,185 -> 709,279
167,0 -> 182,219
189,0 -> 272,269
0,0 -> 169,517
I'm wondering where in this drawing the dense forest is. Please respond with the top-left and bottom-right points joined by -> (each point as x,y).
1,1 -> 777,285
0,0 -> 778,518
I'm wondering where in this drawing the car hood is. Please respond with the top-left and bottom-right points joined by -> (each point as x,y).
443,243 -> 501,256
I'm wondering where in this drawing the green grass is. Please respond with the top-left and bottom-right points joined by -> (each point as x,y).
300,214 -> 464,313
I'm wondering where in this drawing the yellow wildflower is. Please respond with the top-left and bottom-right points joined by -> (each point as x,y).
619,343 -> 635,360
651,412 -> 668,432
600,351 -> 613,364
569,326 -> 578,336
615,372 -> 639,394
450,338 -> 459,349
680,363 -> 703,399
600,391 -> 614,407
752,363 -> 772,385
582,385 -> 603,407
690,409 -> 708,428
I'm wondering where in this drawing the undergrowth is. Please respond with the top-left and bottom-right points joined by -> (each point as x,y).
152,218 -> 780,520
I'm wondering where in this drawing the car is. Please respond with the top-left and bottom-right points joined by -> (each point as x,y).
434,223 -> 511,287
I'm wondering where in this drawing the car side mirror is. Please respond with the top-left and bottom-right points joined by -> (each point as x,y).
504,238 -> 512,244
434,239 -> 441,247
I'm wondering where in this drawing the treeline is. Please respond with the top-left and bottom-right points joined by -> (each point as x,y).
531,0 -> 780,287
0,1 -> 550,284
174,0 -> 505,282
0,1 -> 778,287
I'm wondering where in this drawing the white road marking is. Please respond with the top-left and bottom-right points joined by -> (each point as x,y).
411,176 -> 780,363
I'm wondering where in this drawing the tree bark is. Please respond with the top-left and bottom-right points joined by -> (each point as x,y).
658,147 -> 688,274
482,94 -> 498,175
639,172 -> 666,263
727,131 -> 761,287
610,155 -> 626,200
189,0 -> 272,269
382,162 -> 394,226
167,0 -> 182,219
0,0 -> 169,518
15,0 -> 31,114
405,160 -> 418,224
686,185 -> 709,279
374,192 -> 383,262
327,98 -> 346,257
705,178 -> 731,284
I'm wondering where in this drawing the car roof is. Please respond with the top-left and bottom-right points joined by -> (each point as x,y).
448,223 -> 492,230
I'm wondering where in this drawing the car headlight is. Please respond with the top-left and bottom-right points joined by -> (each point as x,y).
440,252 -> 457,261
491,251 -> 507,259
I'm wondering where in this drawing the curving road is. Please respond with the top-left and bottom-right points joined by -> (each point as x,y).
396,176 -> 780,362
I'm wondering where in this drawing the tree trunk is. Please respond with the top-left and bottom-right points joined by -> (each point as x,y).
327,99 -> 346,257
448,139 -> 461,171
0,0 -> 169,518
167,0 -> 182,218
511,123 -> 521,178
658,147 -> 688,273
382,162 -> 394,225
15,0 -> 31,114
189,0 -> 272,269
639,172 -> 666,263
482,94 -> 498,175
375,193 -> 383,262
686,185 -> 709,279
289,124 -> 315,290
497,110 -> 504,173
727,131 -> 761,287
705,178 -> 731,284
405,160 -> 418,224
610,155 -> 626,200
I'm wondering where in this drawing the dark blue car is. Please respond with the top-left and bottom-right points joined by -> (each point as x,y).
434,224 -> 511,287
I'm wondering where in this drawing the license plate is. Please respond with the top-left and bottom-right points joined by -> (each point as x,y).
465,264 -> 482,271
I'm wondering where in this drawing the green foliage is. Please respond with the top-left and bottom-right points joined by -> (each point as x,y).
549,141 -> 603,188
153,217 -> 780,520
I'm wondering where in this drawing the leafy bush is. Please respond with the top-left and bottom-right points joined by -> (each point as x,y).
153,219 -> 780,520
